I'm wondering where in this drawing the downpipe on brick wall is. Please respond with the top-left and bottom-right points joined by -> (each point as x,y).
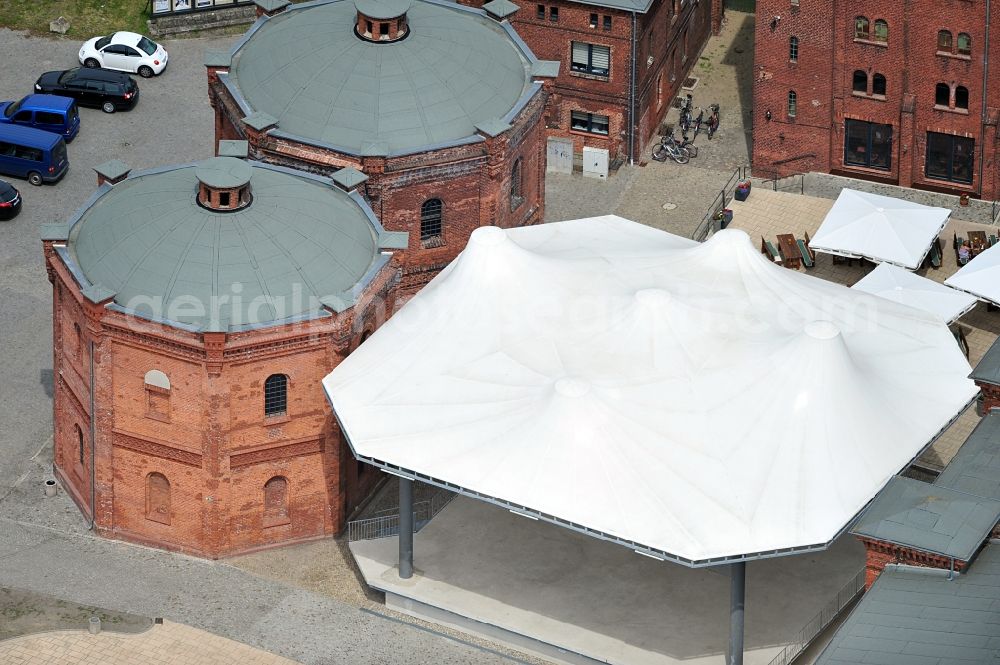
980,0 -> 991,196
629,11 -> 637,165
88,340 -> 96,530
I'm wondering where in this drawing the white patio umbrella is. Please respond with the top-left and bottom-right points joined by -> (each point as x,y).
809,189 -> 950,269
945,242 -> 1000,306
852,263 -> 977,324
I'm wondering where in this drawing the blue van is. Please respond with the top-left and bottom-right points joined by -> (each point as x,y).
0,124 -> 68,185
0,94 -> 80,142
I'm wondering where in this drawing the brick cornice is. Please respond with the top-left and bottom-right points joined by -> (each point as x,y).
112,430 -> 203,467
230,437 -> 322,468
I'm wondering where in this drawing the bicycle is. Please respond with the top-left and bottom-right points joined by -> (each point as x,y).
692,107 -> 705,137
651,132 -> 690,164
678,94 -> 694,135
706,103 -> 720,139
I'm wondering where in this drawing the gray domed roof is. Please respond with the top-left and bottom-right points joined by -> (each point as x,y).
68,163 -> 384,331
228,0 -> 532,154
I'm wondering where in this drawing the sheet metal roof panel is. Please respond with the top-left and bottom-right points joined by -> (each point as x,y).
229,0 -> 535,153
970,339 -> 1000,384
935,413 -> 1000,501
816,546 -> 1000,665
67,164 -> 384,331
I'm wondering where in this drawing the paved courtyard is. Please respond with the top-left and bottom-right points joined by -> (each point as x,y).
0,621 -> 298,665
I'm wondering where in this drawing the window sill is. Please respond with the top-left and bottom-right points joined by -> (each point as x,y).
937,51 -> 972,61
264,413 -> 290,425
146,513 -> 170,526
842,162 -> 892,174
263,515 -> 291,528
851,92 -> 887,101
421,235 -> 445,249
569,71 -> 609,82
145,411 -> 170,423
933,105 -> 970,115
569,129 -> 609,138
853,38 -> 888,48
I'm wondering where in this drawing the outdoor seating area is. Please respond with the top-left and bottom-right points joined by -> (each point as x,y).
954,230 -> 996,265
726,187 -> 1000,468
759,231 -> 815,269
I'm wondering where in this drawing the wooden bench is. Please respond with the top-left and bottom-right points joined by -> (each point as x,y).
797,231 -> 816,269
929,238 -> 942,269
761,236 -> 781,263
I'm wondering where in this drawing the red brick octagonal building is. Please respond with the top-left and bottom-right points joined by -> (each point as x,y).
42,155 -> 406,557
208,0 -> 558,291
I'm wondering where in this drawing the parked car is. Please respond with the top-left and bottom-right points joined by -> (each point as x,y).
0,179 -> 21,220
0,124 -> 68,186
34,68 -> 138,114
79,31 -> 168,78
0,95 -> 80,142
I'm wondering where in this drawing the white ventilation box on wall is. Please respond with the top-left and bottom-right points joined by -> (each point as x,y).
582,147 -> 608,180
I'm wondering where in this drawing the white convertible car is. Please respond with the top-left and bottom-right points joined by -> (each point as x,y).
79,32 -> 169,78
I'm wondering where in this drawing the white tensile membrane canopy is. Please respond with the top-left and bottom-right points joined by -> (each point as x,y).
809,189 -> 951,270
323,216 -> 978,566
851,263 -> 978,325
945,242 -> 1000,306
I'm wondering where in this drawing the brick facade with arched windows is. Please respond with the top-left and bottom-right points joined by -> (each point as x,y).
43,161 -> 401,559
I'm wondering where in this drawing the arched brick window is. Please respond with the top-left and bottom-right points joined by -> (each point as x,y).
854,16 -> 869,40
935,83 -> 951,107
73,322 -> 81,354
957,33 -> 972,56
263,476 -> 290,527
264,374 -> 287,417
510,159 -> 524,211
420,198 -> 443,244
146,473 -> 170,525
75,424 -> 84,465
789,36 -> 798,62
144,369 -> 171,421
852,70 -> 868,93
872,74 -> 886,97
956,86 -> 970,110
873,20 -> 888,43
787,90 -> 797,118
938,30 -> 953,52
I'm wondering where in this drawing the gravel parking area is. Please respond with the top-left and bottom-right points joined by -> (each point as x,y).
0,29 -> 223,493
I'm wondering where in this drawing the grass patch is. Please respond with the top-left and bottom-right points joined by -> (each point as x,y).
0,0 -> 150,38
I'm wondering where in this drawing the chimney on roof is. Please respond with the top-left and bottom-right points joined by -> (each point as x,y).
94,160 -> 131,187
355,0 -> 411,43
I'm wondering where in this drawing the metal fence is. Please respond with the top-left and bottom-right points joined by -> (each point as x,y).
347,489 -> 457,542
765,569 -> 866,665
691,166 -> 749,242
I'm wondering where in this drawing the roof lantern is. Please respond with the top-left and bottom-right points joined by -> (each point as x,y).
355,0 -> 411,43
195,157 -> 253,212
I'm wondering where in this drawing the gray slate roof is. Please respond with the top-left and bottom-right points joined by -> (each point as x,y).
935,412 -> 1000,501
815,543 -> 1000,665
67,163 -> 389,331
971,337 -> 1000,386
851,476 -> 1000,562
229,0 -> 533,154
355,0 -> 411,19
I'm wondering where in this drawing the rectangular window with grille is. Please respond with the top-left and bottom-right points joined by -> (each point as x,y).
570,111 -> 609,135
571,42 -> 610,77
844,120 -> 892,171
926,132 -> 974,184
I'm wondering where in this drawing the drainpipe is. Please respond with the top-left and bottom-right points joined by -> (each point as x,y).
629,11 -> 637,165
88,340 -> 96,530
980,0 -> 991,196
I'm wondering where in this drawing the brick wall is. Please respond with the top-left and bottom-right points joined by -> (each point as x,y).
754,0 -> 1000,198
45,239 -> 399,559
468,0 -> 718,160
859,537 -> 968,589
979,382 -> 1000,413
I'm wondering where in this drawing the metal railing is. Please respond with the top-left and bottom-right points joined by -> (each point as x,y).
758,170 -> 806,194
765,569 -> 866,665
347,489 -> 457,541
691,166 -> 748,241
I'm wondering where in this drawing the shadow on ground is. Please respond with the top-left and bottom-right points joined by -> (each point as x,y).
0,587 -> 152,641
